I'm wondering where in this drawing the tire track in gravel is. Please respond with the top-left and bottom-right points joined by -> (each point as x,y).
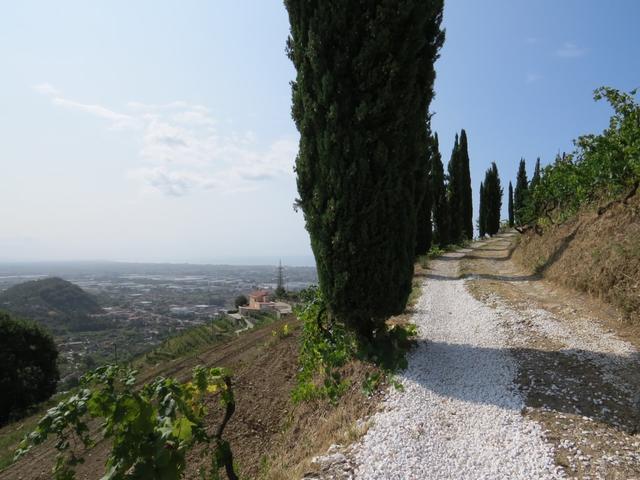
463,234 -> 640,479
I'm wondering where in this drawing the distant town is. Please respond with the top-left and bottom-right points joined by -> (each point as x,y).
0,261 -> 317,385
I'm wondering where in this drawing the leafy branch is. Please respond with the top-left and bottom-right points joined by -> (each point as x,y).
15,365 -> 238,480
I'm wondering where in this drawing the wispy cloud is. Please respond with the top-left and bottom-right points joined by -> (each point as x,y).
34,84 -> 297,196
525,37 -> 539,45
34,83 -> 60,96
555,42 -> 587,58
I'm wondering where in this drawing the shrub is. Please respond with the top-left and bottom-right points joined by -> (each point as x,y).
0,311 -> 59,424
234,295 -> 248,308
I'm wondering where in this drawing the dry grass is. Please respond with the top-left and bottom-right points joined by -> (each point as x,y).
513,195 -> 640,321
262,360 -> 381,479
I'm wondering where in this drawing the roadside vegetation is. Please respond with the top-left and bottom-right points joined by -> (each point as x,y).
515,87 -> 639,229
512,87 -> 640,319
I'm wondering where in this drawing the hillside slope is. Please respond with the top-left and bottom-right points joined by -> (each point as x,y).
513,195 -> 640,320
0,277 -> 105,332
0,318 -> 380,480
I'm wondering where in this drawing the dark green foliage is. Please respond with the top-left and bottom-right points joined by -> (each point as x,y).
416,132 -> 436,255
16,365 -> 238,480
234,295 -> 248,308
530,157 -> 541,191
478,182 -> 486,237
508,181 -> 514,227
482,163 -> 503,236
447,134 -> 462,243
513,158 -> 529,225
524,87 -> 640,226
0,277 -> 105,333
0,311 -> 59,424
431,133 -> 450,247
446,130 -> 473,242
458,130 -> 473,240
285,0 -> 445,337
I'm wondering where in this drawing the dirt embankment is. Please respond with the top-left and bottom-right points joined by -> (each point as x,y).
513,195 -> 640,321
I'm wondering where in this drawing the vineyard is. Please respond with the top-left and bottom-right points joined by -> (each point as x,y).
142,316 -> 237,364
519,87 -> 639,227
513,87 -> 640,320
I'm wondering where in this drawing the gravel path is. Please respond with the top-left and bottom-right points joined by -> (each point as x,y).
351,251 -> 564,479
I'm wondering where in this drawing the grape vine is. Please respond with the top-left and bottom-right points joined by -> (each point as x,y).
15,364 -> 238,480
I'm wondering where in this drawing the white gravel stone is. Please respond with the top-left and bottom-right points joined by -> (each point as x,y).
352,254 -> 564,479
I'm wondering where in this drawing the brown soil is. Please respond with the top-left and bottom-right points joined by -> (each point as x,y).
513,195 -> 640,321
0,319 -> 381,480
462,233 -> 640,479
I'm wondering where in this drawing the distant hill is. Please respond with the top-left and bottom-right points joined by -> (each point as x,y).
0,277 -> 106,333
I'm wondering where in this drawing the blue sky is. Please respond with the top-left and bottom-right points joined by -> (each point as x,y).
1,1 -> 638,264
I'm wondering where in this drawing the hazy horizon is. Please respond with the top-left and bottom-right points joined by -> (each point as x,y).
0,256 -> 317,268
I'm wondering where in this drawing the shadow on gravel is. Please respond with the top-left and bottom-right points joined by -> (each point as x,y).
405,340 -> 640,434
429,239 -> 517,263
418,273 -> 539,282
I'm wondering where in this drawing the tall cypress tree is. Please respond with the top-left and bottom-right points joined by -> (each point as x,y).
431,133 -> 450,247
447,134 -> 462,243
508,181 -> 514,227
483,162 -> 503,236
285,0 -> 445,337
478,181 -> 486,237
458,129 -> 473,240
530,157 -> 541,191
513,158 -> 528,225
415,130 -> 435,256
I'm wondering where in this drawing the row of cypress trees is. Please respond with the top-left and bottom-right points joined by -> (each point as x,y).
478,163 -> 503,236
423,129 -> 474,252
510,157 -> 541,226
480,157 -> 545,236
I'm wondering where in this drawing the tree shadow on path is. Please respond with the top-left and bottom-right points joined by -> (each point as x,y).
417,272 -> 539,282
401,339 -> 639,435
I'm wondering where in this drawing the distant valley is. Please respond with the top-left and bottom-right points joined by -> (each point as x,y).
0,261 -> 317,386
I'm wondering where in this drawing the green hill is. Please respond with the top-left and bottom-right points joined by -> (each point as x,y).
0,277 -> 106,333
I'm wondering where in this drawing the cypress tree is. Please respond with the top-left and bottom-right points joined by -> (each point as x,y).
483,162 -> 503,235
513,158 -> 528,225
478,181 -> 486,237
431,133 -> 450,247
415,131 -> 434,256
458,129 -> 473,240
508,181 -> 514,227
285,0 -> 445,337
447,134 -> 462,243
530,157 -> 541,191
